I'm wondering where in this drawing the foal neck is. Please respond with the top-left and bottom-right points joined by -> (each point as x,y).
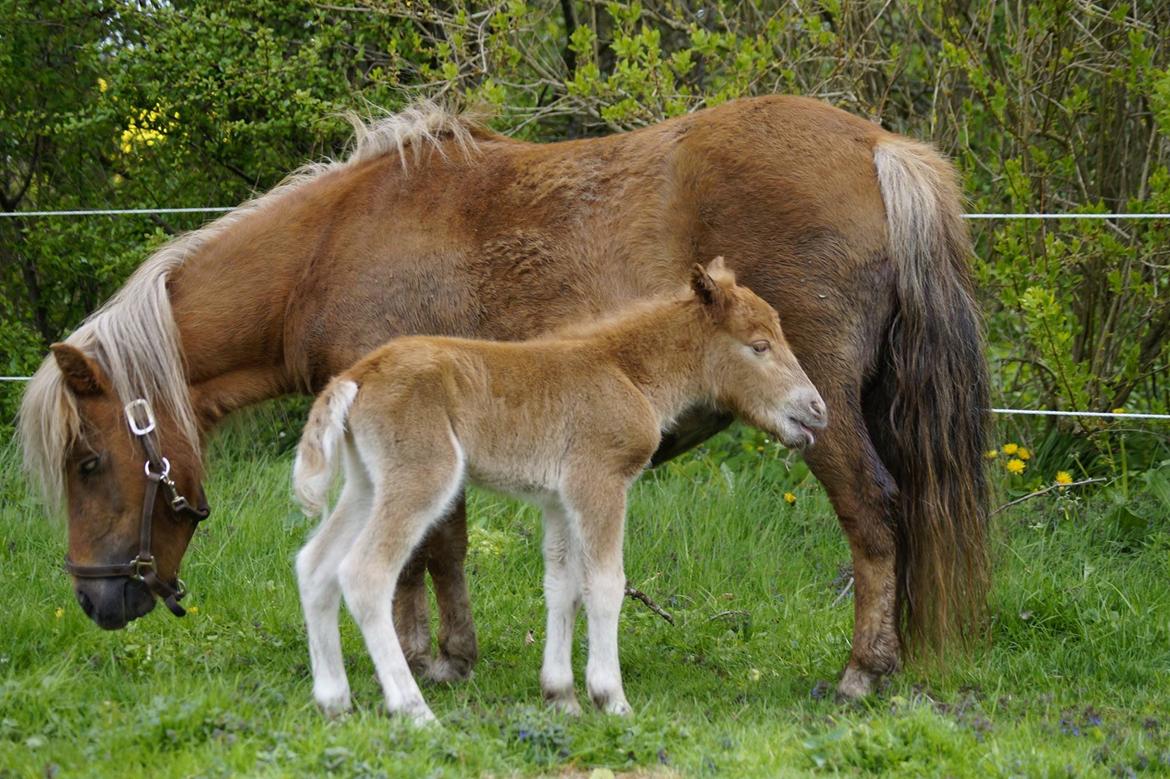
603,300 -> 713,428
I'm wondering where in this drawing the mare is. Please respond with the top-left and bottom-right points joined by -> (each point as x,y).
19,95 -> 988,699
291,258 -> 827,721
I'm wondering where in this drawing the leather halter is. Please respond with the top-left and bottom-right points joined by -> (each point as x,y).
64,399 -> 211,617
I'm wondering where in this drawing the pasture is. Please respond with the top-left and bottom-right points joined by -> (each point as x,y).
1,416 -> 1167,778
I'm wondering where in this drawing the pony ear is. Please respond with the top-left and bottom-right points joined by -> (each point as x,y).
705,255 -> 736,285
50,344 -> 107,396
691,260 -> 730,321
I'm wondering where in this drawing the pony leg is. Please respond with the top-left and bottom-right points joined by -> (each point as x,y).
802,397 -> 900,700
393,545 -> 432,677
539,500 -> 583,714
422,497 -> 478,683
338,429 -> 465,724
567,481 -> 631,716
295,443 -> 373,717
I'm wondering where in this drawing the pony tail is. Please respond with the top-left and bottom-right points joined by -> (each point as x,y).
872,138 -> 990,656
293,377 -> 359,516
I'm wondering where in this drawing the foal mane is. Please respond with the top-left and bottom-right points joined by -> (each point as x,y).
19,100 -> 484,512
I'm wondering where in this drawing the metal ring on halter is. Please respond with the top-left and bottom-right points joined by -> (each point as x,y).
144,456 -> 171,479
124,398 -> 157,435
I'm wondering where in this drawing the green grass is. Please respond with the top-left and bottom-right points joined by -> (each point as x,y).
1,430 -> 1168,778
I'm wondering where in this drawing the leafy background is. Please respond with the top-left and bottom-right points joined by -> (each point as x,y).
3,0 -> 1170,487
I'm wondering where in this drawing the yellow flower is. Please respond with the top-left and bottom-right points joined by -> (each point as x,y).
1001,443 -> 1019,455
1112,407 -> 1126,415
54,607 -> 64,619
1006,458 -> 1026,475
783,492 -> 796,505
984,449 -> 999,460
187,605 -> 200,614
97,77 -> 108,93
1017,447 -> 1031,461
1055,471 -> 1073,486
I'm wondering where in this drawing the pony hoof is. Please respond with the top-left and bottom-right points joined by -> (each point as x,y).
836,666 -> 879,701
400,701 -> 438,726
424,657 -> 474,685
590,690 -> 632,716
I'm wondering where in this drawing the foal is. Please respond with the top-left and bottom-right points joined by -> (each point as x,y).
292,258 -> 827,722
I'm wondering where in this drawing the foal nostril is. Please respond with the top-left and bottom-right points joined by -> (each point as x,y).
809,397 -> 827,423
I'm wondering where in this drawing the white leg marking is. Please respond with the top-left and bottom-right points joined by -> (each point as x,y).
574,498 -> 631,716
295,442 -> 372,717
540,500 -> 583,715
338,427 -> 466,725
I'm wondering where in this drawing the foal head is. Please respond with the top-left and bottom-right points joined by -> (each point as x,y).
691,257 -> 827,448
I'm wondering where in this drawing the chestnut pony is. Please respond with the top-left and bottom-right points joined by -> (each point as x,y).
20,96 -> 987,700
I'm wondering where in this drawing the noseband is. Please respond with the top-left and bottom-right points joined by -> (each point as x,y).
64,399 -> 211,617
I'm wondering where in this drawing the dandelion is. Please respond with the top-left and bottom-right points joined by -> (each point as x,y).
1055,471 -> 1073,486
1006,458 -> 1026,475
1001,443 -> 1019,455
187,605 -> 200,614
984,449 -> 999,460
54,607 -> 64,619
783,492 -> 796,505
1017,447 -> 1031,461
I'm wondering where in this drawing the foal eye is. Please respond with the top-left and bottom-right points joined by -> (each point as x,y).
751,340 -> 770,354
79,456 -> 101,476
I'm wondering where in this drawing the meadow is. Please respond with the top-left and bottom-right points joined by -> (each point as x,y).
0,417 -> 1168,778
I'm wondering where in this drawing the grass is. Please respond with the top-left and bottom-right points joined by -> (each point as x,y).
0,424 -> 1168,778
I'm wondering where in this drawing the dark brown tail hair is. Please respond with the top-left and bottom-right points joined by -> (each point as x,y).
870,138 -> 990,656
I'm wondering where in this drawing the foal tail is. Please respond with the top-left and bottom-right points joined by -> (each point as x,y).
872,138 -> 990,657
293,377 -> 360,517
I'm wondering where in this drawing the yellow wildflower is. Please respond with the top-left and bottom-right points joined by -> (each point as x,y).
1017,447 -> 1031,461
1001,443 -> 1019,455
97,77 -> 108,93
54,607 -> 64,619
1006,458 -> 1025,475
187,605 -> 200,614
1055,471 -> 1073,486
783,492 -> 797,505
1112,407 -> 1126,415
984,449 -> 999,460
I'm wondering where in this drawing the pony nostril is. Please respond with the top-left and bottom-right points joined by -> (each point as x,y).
809,398 -> 826,422
76,590 -> 94,618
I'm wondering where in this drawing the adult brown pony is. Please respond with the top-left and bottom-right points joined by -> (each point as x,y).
20,95 -> 988,700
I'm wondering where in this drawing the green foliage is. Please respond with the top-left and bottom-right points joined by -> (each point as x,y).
1,440 -> 1168,775
3,0 -> 1169,483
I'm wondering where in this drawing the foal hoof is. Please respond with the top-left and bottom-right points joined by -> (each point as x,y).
543,687 -> 583,716
400,701 -> 439,727
590,690 -> 633,716
315,692 -> 353,719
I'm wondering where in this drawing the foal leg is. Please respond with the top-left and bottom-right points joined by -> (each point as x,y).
338,430 -> 465,724
422,498 -> 478,683
295,444 -> 373,716
802,395 -> 901,700
540,500 -> 584,714
567,479 -> 632,715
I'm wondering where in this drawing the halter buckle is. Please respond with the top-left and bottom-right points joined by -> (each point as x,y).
125,399 -> 157,436
128,555 -> 157,581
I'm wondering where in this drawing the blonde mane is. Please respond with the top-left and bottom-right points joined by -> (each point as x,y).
19,101 -> 483,512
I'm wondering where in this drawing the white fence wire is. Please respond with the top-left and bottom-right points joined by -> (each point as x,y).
2,208 -> 1168,420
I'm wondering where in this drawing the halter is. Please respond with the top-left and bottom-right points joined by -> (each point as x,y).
64,398 -> 211,617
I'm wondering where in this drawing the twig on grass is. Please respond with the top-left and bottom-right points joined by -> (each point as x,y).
625,586 -> 675,625
990,477 -> 1106,516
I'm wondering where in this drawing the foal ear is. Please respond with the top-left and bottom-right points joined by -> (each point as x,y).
705,255 -> 736,285
50,343 -> 107,396
691,262 -> 730,321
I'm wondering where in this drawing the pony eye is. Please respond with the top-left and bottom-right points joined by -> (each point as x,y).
79,456 -> 101,476
751,340 -> 770,354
